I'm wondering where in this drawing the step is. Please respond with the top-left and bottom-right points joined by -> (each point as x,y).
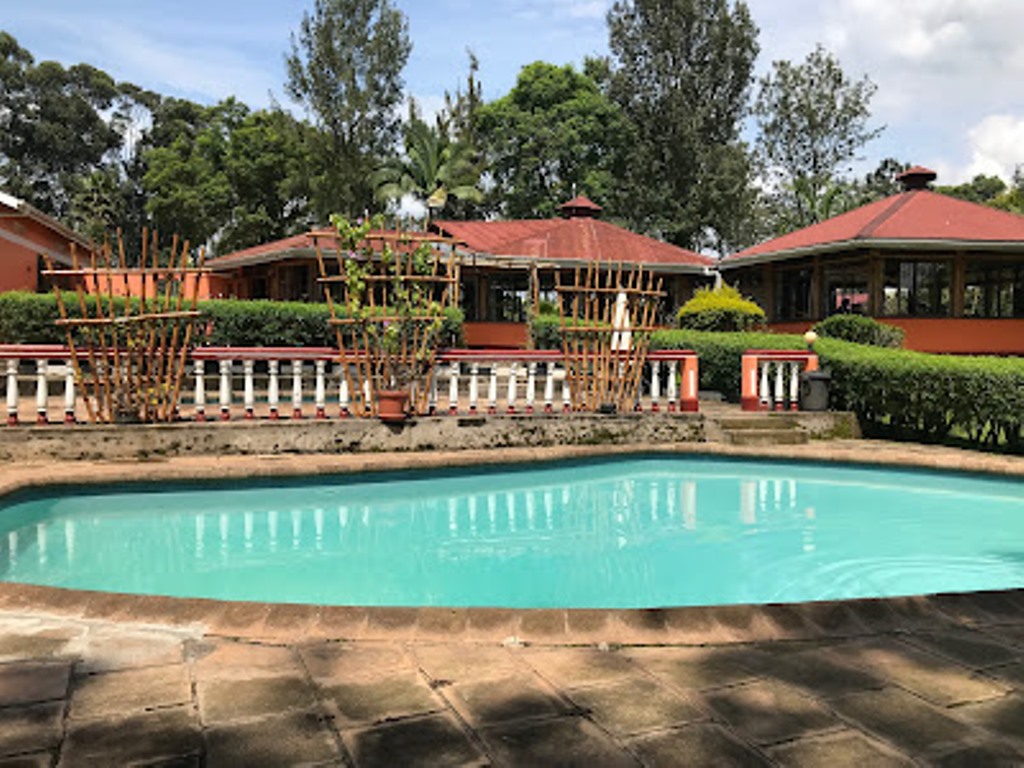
724,428 -> 809,446
716,417 -> 799,430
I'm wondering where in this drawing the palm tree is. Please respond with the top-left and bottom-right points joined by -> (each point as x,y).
373,118 -> 482,220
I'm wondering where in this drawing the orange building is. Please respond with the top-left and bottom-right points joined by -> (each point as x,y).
720,168 -> 1024,355
0,191 -> 85,292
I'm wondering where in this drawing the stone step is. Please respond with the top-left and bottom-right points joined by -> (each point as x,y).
724,428 -> 809,446
715,417 -> 799,430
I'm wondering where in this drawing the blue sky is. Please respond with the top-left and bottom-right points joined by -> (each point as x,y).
6,1 -> 1024,185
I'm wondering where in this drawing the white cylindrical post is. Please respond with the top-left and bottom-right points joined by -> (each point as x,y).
315,360 -> 326,419
667,360 -> 678,412
267,360 -> 280,419
759,360 -> 770,410
63,361 -> 75,424
543,364 -> 555,413
243,359 -> 255,419
525,362 -> 536,414
218,359 -> 232,421
650,360 -> 661,412
469,363 -> 479,413
5,359 -> 18,426
35,359 -> 48,425
561,366 -> 571,412
339,371 -> 350,418
789,361 -> 800,411
506,363 -> 518,414
194,359 -> 206,422
774,360 -> 785,411
488,365 -> 498,414
429,366 -> 438,415
291,359 -> 303,419
448,362 -> 459,415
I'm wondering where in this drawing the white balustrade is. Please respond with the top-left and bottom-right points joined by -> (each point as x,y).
267,360 -> 280,419
291,360 -> 303,418
315,360 -> 327,419
243,359 -> 255,419
194,359 -> 206,422
5,359 -> 18,426
218,359 -> 232,420
35,359 -> 48,424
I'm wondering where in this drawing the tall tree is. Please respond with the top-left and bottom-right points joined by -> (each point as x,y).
753,44 -> 882,231
606,0 -> 759,253
285,0 -> 411,221
477,61 -> 632,219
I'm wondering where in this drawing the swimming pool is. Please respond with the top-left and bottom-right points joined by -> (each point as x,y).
1,456 -> 1022,608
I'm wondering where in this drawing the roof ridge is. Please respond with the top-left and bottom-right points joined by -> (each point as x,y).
857,191 -> 917,239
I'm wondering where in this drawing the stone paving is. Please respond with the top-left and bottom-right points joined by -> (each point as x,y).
0,440 -> 1022,765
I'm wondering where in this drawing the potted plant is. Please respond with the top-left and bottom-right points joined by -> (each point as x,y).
317,215 -> 457,421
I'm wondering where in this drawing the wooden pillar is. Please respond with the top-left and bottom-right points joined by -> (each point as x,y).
764,263 -> 776,321
951,251 -> 966,317
810,256 -> 822,320
867,251 -> 882,318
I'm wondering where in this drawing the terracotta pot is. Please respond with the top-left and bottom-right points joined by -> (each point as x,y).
376,389 -> 409,422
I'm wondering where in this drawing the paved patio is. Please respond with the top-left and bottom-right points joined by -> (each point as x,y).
0,440 -> 1022,765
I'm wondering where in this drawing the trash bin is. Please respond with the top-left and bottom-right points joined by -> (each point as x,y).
798,370 -> 831,411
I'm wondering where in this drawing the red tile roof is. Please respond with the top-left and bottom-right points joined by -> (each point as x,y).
435,217 -> 714,268
725,189 -> 1024,263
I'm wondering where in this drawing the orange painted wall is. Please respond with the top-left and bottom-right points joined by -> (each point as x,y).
770,318 -> 1024,355
0,245 -> 37,292
463,321 -> 529,349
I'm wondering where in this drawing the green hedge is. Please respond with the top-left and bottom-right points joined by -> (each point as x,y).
651,328 -> 1024,453
0,292 -> 464,349
813,314 -> 904,348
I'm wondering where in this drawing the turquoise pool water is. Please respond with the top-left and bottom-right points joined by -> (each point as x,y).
0,457 -> 1022,608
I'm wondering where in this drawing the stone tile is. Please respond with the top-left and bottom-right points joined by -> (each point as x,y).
0,753 -> 54,768
481,716 -> 639,767
0,702 -> 63,758
412,643 -> 519,684
253,603 -> 319,641
206,601 -> 269,637
0,629 -> 77,661
930,742 -> 1024,767
308,606 -> 368,640
985,661 -> 1024,689
519,647 -> 638,689
517,610 -> 567,640
445,672 -> 569,727
78,629 -> 185,673
568,676 -> 705,737
703,680 -> 839,745
0,661 -> 71,706
204,711 -> 339,767
625,646 -> 762,691
904,628 -> 1020,669
757,647 -> 886,698
197,675 -> 316,724
70,664 -> 191,720
928,592 -> 1020,626
766,729 -> 915,767
829,637 -> 1008,706
628,723 -> 770,767
319,669 -> 443,726
797,601 -> 871,637
60,706 -> 201,768
957,693 -> 1024,745
346,713 -> 486,768
300,642 -> 412,682
829,686 -> 974,755
364,608 -> 418,637
191,639 -> 301,680
980,624 -> 1024,650
463,608 -> 517,640
416,608 -> 468,638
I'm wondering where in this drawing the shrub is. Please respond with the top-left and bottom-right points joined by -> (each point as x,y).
813,314 -> 904,348
530,313 -> 562,350
676,284 -> 766,332
0,292 -> 464,349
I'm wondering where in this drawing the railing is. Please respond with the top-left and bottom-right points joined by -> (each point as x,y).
0,345 -> 699,425
740,350 -> 819,412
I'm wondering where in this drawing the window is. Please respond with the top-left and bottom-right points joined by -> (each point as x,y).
487,273 -> 530,322
881,260 -> 949,316
822,262 -> 869,315
460,276 -> 479,321
775,267 -> 813,321
965,262 -> 1024,318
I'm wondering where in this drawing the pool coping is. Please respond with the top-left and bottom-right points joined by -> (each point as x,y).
2,439 -> 1023,646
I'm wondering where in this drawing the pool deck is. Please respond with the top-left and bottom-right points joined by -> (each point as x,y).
1,440 -> 1023,765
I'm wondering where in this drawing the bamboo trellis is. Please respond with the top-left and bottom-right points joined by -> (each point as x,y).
313,227 -> 460,418
556,261 -> 664,413
42,230 -> 207,423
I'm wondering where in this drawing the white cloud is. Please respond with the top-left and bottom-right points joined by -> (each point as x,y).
960,114 -> 1024,180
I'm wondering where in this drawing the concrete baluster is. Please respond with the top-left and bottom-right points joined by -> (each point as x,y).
267,360 -> 280,419
194,359 -> 206,422
561,366 -> 571,411
243,359 -> 255,419
218,359 -> 232,421
506,363 -> 518,414
63,361 -> 75,424
543,363 -> 555,413
526,362 -> 536,414
758,360 -> 770,410
469,363 -> 480,413
487,364 -> 498,414
291,359 -> 303,419
667,360 -> 678,412
35,359 -> 48,425
774,360 -> 785,411
650,360 -> 661,412
789,361 -> 800,411
428,367 -> 438,415
5,359 -> 18,426
339,371 -> 350,418
448,362 -> 459,415
315,360 -> 326,419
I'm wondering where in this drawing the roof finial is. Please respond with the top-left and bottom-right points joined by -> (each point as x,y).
896,166 -> 937,191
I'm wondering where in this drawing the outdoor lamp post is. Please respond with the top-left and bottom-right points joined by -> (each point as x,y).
803,330 -> 818,350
